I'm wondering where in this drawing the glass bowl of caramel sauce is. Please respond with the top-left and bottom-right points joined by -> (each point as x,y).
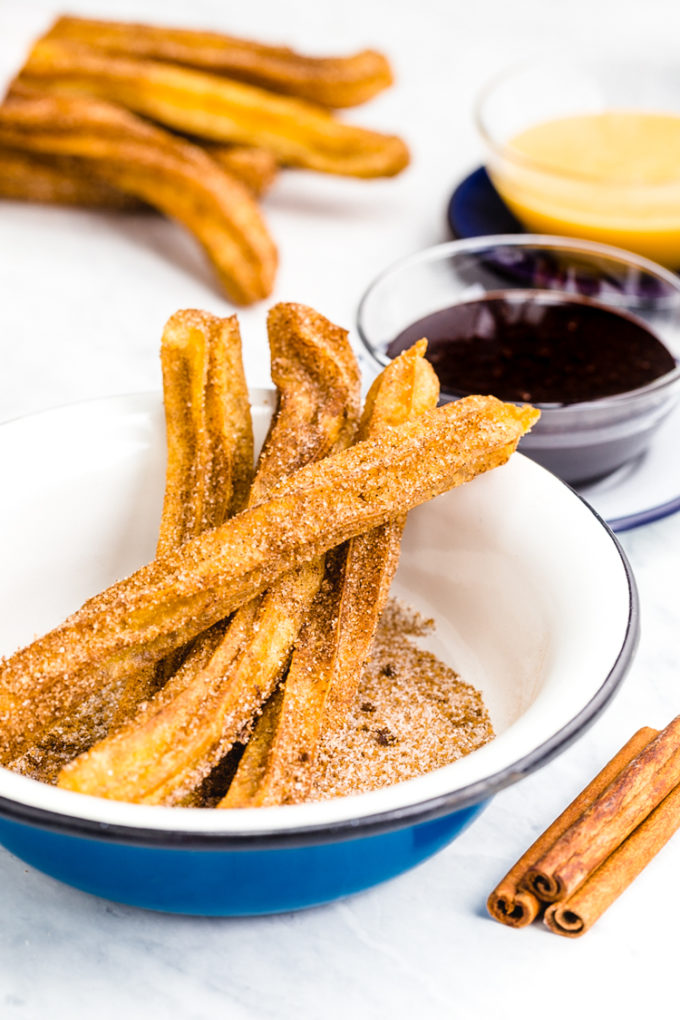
356,236 -> 680,485
475,59 -> 680,269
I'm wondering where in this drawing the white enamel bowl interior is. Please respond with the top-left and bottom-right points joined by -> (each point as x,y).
0,391 -> 634,835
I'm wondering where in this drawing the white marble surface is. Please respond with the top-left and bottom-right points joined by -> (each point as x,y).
2,0 -> 680,1016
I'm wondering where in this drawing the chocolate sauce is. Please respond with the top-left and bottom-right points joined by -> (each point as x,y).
387,292 -> 676,404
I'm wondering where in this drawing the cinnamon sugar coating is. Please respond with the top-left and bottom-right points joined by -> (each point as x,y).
56,303 -> 361,803
9,309 -> 252,779
222,340 -> 440,807
0,393 -> 538,767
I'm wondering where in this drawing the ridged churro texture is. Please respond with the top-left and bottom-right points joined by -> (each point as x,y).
115,308 -> 253,715
57,302 -> 361,803
6,310 -> 253,782
0,89 -> 277,304
157,309 -> 254,545
0,141 -> 276,209
19,38 -> 409,178
47,16 -> 394,108
0,144 -> 141,208
204,145 -> 278,197
0,393 -> 538,767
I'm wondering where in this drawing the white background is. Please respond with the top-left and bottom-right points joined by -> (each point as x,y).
2,1 -> 680,1017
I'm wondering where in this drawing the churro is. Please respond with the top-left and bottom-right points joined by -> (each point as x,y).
18,38 -> 409,178
0,88 -> 277,304
0,393 -> 538,767
116,308 -> 253,713
203,144 -> 278,197
47,15 -> 394,108
0,141 -> 275,212
57,303 -> 361,803
7,310 -> 253,782
156,309 -> 253,545
223,340 -> 439,807
0,144 -> 141,208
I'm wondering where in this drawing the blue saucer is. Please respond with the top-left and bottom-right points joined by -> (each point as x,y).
447,166 -> 524,239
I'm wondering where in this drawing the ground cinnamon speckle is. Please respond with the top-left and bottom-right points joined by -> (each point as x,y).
310,599 -> 493,800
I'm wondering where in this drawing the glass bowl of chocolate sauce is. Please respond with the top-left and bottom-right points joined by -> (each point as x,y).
356,236 -> 680,485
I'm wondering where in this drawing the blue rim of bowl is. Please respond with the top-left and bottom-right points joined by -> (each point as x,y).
0,485 -> 639,850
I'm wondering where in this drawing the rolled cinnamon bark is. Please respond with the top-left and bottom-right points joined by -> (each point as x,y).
544,779 -> 680,937
523,715 -> 680,903
487,727 -> 656,927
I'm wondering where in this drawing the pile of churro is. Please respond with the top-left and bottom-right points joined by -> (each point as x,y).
0,15 -> 411,304
0,304 -> 538,807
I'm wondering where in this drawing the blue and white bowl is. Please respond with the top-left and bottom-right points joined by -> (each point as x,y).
0,390 -> 638,915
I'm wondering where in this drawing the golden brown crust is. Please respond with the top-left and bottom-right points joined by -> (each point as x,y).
222,342 -> 440,807
6,310 -> 253,779
0,144 -> 143,208
203,144 -> 278,197
0,138 -> 276,209
0,394 -> 538,767
58,560 -> 328,804
222,551 -> 344,808
250,303 -> 361,503
47,15 -> 394,109
56,303 -> 361,803
116,309 -> 252,714
157,309 -> 253,548
0,88 -> 277,303
18,38 -> 409,178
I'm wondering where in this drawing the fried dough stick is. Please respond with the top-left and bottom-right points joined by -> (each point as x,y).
116,308 -> 253,714
155,310 -> 253,551
18,39 -> 409,178
7,311 -> 252,782
0,145 -> 141,208
0,142 -> 276,211
47,15 -> 394,108
206,145 -> 278,197
0,89 -> 277,304
0,394 -> 539,767
57,304 -> 361,803
223,341 -> 439,807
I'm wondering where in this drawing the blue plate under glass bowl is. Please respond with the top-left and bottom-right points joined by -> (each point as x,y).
0,393 -> 638,915
448,166 -> 525,242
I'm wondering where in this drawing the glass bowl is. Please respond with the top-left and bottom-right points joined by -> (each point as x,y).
356,236 -> 680,485
475,59 -> 680,267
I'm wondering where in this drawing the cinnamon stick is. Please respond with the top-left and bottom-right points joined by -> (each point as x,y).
544,779 -> 680,937
522,716 -> 680,903
486,727 -> 656,928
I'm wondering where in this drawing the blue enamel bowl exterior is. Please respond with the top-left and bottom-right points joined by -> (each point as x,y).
0,804 -> 486,915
